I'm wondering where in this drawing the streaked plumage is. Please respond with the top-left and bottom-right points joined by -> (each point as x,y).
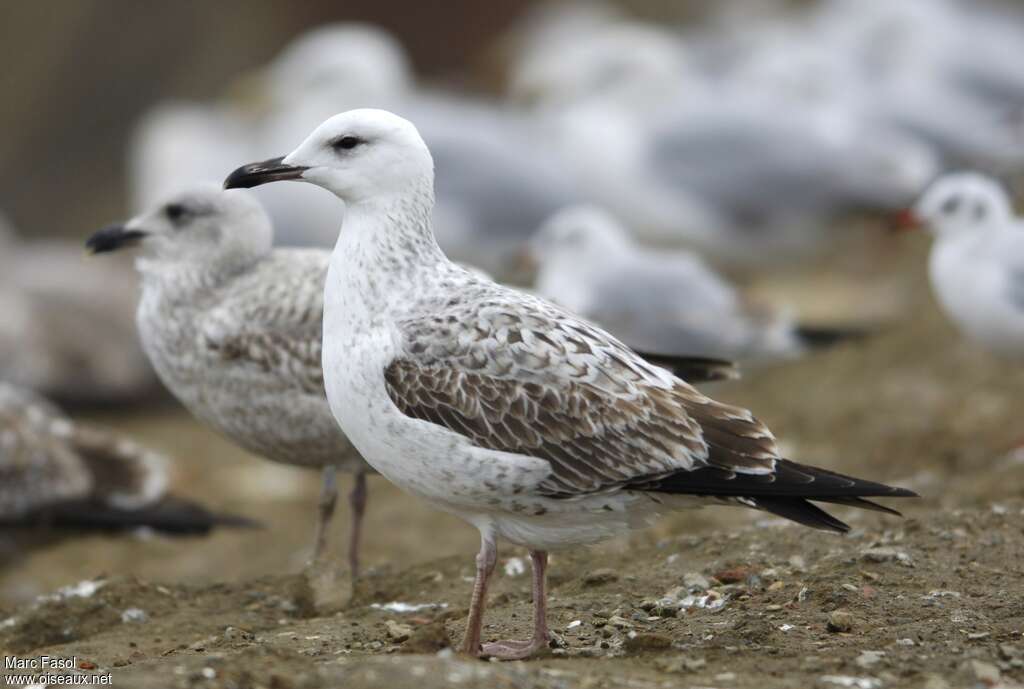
87,187 -> 372,575
225,108 -> 915,660
0,383 -> 252,566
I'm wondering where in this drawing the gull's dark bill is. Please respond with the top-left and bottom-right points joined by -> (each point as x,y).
224,156 -> 308,189
84,224 -> 147,254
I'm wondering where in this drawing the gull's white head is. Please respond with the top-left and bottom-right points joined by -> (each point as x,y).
529,205 -> 632,266
909,172 -> 1013,237
224,109 -> 434,206
86,186 -> 272,271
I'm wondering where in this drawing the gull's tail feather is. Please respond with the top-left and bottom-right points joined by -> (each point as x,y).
633,351 -> 740,384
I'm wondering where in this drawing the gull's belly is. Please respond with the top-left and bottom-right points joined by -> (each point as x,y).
321,324 -> 552,511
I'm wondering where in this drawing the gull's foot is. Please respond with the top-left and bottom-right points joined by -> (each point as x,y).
480,636 -> 549,660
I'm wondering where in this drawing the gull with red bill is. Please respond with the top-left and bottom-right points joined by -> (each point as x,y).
899,172 -> 1024,358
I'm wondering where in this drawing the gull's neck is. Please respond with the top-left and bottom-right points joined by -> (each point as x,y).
327,185 -> 449,324
136,251 -> 265,304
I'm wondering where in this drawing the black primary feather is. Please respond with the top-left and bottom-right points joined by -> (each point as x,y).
633,458 -> 917,533
633,351 -> 740,384
3,496 -> 261,535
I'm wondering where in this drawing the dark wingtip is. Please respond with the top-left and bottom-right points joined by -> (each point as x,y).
794,324 -> 874,350
634,351 -> 741,384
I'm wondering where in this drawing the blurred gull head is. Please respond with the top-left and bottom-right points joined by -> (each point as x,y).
528,204 -> 632,265
266,23 -> 412,109
87,186 -> 273,273
910,172 -> 1013,237
511,22 -> 694,111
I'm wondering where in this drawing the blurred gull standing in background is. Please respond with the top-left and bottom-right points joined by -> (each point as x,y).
900,172 -> 1024,358
528,205 -> 862,363
0,383 -> 255,569
86,187 -> 373,576
132,23 -> 585,276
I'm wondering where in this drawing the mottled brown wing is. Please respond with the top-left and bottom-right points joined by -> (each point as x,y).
384,358 -> 778,497
200,251 -> 327,395
0,384 -> 91,519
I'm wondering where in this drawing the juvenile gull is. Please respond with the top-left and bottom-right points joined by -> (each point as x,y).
528,205 -> 864,363
226,109 -> 916,660
0,382 -> 254,567
899,172 -> 1024,358
86,187 -> 373,575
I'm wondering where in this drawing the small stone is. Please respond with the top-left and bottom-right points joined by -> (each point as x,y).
896,638 -> 915,646
969,660 -> 1000,686
861,547 -> 913,566
624,632 -> 673,652
657,655 -> 706,673
121,608 -> 148,624
998,643 -> 1020,660
841,583 -> 858,592
788,555 -> 807,572
401,621 -> 450,653
682,572 -> 711,590
606,615 -> 632,629
827,610 -> 855,633
385,620 -> 413,643
583,568 -> 619,586
714,566 -> 751,584
967,632 -> 990,640
922,674 -> 950,689
855,650 -> 885,668
715,672 -> 737,681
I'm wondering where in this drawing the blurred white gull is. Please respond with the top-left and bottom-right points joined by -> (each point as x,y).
257,24 -> 586,275
131,24 -> 408,249
902,172 -> 1024,358
0,216 -> 155,406
134,22 -> 585,273
528,206 -> 861,363
549,95 -> 938,265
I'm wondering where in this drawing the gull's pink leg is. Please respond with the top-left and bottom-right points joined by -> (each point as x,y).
347,471 -> 368,578
480,550 -> 551,660
307,465 -> 338,567
460,532 -> 498,655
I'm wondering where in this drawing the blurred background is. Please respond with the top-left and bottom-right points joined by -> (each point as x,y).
3,0 -> 1024,608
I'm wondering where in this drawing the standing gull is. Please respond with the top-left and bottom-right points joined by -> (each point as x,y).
899,172 -> 1024,358
528,205 -> 863,363
225,109 -> 916,660
86,188 -> 372,576
0,382 -> 254,567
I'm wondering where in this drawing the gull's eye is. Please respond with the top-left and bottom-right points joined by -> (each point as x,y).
165,203 -> 189,224
974,203 -> 987,221
940,196 -> 960,215
332,135 -> 363,151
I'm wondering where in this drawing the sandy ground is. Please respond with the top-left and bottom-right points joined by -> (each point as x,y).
2,237 -> 1023,688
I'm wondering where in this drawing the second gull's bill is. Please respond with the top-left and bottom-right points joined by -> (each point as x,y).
225,109 -> 917,660
86,187 -> 373,576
